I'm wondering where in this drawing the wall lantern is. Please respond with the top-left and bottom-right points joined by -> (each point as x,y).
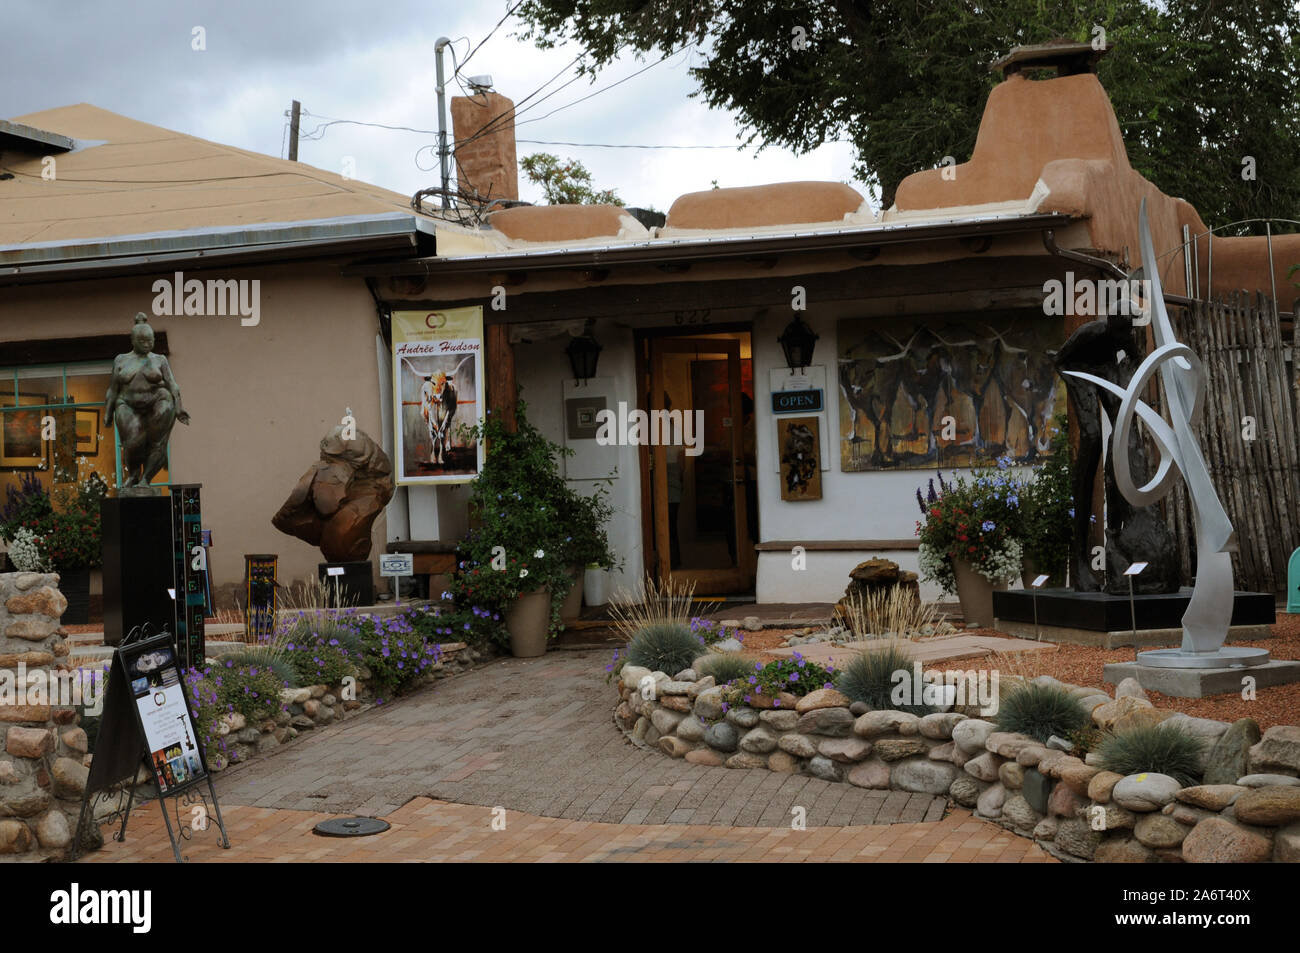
566,323 -> 602,384
778,314 -> 818,373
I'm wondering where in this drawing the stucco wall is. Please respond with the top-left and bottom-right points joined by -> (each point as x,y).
0,264 -> 388,604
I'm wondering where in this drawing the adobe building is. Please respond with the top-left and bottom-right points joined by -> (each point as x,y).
2,44 -> 1294,611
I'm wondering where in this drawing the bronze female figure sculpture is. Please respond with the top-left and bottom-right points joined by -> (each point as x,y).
105,313 -> 189,491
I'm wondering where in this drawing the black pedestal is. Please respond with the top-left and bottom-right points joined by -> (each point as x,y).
318,561 -> 375,607
992,587 -> 1275,631
102,497 -> 176,647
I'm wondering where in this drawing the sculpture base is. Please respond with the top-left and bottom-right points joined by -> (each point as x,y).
1136,646 -> 1270,669
1104,658 -> 1300,699
101,496 -> 176,647
992,587 -> 1274,637
318,561 -> 374,608
116,486 -> 161,497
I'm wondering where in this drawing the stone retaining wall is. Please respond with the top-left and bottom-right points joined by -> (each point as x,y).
0,572 -> 87,861
613,663 -> 1300,863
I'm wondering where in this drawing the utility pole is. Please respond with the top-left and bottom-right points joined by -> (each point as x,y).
435,37 -> 452,208
288,100 -> 301,161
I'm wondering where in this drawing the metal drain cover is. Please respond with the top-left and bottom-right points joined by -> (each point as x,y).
314,816 -> 390,837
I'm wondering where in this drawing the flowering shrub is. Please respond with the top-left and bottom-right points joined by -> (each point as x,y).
6,527 -> 50,572
185,661 -> 287,758
0,466 -> 106,570
915,461 -> 1025,594
283,628 -> 356,687
452,401 -> 581,640
688,617 -> 740,646
720,653 -> 837,707
1020,415 -> 1073,584
355,613 -> 443,695
412,601 -> 503,646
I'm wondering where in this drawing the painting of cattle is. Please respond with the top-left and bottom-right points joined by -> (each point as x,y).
837,313 -> 1064,471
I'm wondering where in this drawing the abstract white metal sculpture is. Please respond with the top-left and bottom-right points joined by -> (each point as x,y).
1063,200 -> 1269,669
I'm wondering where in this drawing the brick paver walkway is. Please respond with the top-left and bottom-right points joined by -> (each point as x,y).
207,649 -> 947,827
79,649 -> 1056,862
83,798 -> 1053,862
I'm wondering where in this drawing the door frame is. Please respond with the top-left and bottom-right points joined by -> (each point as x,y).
634,324 -> 755,594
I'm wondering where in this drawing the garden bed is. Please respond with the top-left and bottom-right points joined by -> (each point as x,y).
611,654 -> 1300,863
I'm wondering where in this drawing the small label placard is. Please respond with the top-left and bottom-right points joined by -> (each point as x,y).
1124,561 -> 1149,576
1031,574 -> 1050,589
326,566 -> 345,577
380,553 -> 414,577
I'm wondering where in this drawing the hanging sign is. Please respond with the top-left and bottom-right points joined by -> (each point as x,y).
771,388 -> 823,414
392,307 -> 485,485
244,554 -> 278,642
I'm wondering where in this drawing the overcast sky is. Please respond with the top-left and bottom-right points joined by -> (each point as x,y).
1,0 -> 871,212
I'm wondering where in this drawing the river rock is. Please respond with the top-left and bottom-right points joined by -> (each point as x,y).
651,708 -> 684,736
1094,835 -> 1158,863
998,761 -> 1025,789
1237,773 -> 1300,788
1054,817 -> 1103,859
726,752 -> 768,769
767,751 -> 799,773
1203,718 -> 1261,785
874,737 -> 928,762
1175,784 -> 1246,811
1087,770 -> 1124,803
1001,795 -> 1040,834
947,774 -> 986,807
727,707 -> 760,728
759,709 -> 799,731
797,707 -> 855,737
1232,785 -> 1300,826
1048,780 -> 1086,818
1113,773 -> 1182,812
807,755 -> 842,782
685,748 -> 724,767
1090,802 -> 1137,831
795,688 -> 851,712
693,687 -> 725,720
847,758 -> 891,789
918,711 -> 966,739
1134,813 -> 1187,849
675,715 -> 706,742
891,758 -> 958,795
1247,725 -> 1300,776
951,718 -> 996,755
1092,695 -> 1153,730
963,752 -> 1001,782
779,732 -> 820,758
704,721 -> 738,752
1275,822 -> 1300,863
1182,817 -> 1272,863
659,736 -> 693,758
1114,677 -> 1148,701
976,781 -> 1007,817
853,710 -> 920,738
818,736 -> 872,763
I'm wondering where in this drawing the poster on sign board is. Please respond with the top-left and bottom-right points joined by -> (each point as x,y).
391,307 -> 485,484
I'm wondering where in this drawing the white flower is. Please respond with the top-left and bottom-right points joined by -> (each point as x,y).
6,528 -> 51,572
519,568 -> 529,578
534,549 -> 545,558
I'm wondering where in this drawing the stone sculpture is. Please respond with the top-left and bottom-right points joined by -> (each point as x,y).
104,313 -> 189,494
272,421 -> 395,563
1056,304 -> 1181,595
1063,199 -> 1267,669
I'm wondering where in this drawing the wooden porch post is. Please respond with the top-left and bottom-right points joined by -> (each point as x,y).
486,322 -> 517,432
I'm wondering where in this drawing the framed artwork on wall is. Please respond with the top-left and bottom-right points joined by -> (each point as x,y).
777,415 -> 822,501
0,392 -> 49,470
76,408 -> 100,456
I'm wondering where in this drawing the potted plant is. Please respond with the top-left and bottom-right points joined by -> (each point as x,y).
1020,415 -> 1072,588
452,402 -> 574,657
915,461 -> 1025,628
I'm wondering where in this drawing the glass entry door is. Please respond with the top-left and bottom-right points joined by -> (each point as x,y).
648,337 -> 754,593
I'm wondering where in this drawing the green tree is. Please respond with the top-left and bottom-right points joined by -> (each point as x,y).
520,152 -> 624,204
514,0 -> 1300,233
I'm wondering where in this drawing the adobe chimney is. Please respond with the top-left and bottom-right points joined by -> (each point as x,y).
451,91 -> 519,203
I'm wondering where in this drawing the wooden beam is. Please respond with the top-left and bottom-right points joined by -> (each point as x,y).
383,255 -> 1063,325
485,323 -> 517,432
0,332 -> 169,366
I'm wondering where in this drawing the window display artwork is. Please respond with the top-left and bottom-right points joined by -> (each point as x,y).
837,314 -> 1065,471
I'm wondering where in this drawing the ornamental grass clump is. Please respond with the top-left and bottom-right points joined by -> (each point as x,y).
994,682 -> 1091,743
1096,723 -> 1205,787
693,653 -> 755,684
624,622 -> 702,675
834,641 -> 931,714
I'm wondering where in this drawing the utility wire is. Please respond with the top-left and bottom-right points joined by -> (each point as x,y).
455,0 -> 526,76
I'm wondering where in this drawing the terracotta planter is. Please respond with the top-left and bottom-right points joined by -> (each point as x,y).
559,567 -> 583,622
952,558 -> 1006,629
506,588 -> 551,658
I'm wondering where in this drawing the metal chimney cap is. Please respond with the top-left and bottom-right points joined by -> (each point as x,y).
467,74 -> 494,92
